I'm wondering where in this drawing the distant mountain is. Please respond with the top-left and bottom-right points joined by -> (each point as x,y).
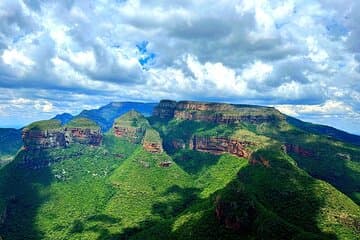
52,113 -> 73,125
76,102 -> 157,131
287,116 -> 360,146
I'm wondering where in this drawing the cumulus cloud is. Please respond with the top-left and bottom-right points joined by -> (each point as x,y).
0,0 -> 359,134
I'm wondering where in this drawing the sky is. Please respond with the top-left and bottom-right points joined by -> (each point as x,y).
0,0 -> 359,134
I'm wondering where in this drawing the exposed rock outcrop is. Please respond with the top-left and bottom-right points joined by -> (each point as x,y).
113,126 -> 145,143
64,128 -> 102,146
20,118 -> 102,168
190,135 -> 252,158
113,111 -> 164,153
22,129 -> 66,150
143,141 -> 163,153
153,100 -> 284,124
284,143 -> 314,157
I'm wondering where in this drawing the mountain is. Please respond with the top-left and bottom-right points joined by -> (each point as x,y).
0,100 -> 359,240
52,113 -> 74,125
287,116 -> 360,146
76,102 -> 157,131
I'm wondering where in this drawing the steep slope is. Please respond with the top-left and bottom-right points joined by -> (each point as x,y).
52,113 -> 74,125
77,102 -> 156,131
287,116 -> 360,146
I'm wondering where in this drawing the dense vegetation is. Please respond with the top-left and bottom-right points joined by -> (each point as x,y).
0,107 -> 359,239
65,117 -> 100,130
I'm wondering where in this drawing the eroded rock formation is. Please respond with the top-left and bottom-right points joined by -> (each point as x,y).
153,100 -> 284,124
190,135 -> 251,158
22,129 -> 66,150
143,141 -> 163,153
113,126 -> 145,143
64,128 -> 102,146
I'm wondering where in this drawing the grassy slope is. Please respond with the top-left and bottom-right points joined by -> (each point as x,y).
0,115 -> 359,239
64,117 -> 100,129
252,121 -> 360,204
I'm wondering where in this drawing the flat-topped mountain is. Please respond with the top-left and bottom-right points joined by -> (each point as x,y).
153,100 -> 285,124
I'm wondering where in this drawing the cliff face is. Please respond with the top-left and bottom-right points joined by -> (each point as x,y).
112,111 -> 163,153
64,128 -> 102,146
113,126 -> 145,143
22,129 -> 66,150
190,136 -> 251,158
153,100 -> 284,124
22,128 -> 102,151
143,141 -> 163,153
152,100 -> 177,119
20,119 -> 102,168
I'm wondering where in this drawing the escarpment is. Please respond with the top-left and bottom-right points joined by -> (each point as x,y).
112,110 -> 163,153
20,118 -> 102,168
190,135 -> 252,158
153,100 -> 284,124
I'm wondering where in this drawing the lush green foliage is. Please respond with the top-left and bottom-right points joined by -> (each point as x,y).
0,110 -> 360,240
64,117 -> 100,129
25,119 -> 62,131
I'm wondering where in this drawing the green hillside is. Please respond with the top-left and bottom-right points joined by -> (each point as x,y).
0,105 -> 359,239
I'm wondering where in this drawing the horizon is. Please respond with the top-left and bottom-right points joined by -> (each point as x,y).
1,99 -> 359,136
0,1 -> 359,135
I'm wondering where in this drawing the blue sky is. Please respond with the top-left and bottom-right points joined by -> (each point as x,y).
0,0 -> 359,134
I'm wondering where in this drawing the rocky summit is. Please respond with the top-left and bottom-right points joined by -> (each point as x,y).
0,99 -> 359,240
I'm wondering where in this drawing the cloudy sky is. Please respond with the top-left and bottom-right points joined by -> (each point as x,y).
0,0 -> 359,134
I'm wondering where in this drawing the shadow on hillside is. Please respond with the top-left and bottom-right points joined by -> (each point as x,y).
0,150 -> 53,240
263,128 -> 360,204
113,151 -> 343,239
73,214 -> 122,240
172,150 -> 222,175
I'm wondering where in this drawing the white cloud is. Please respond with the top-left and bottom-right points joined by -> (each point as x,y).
0,0 -> 359,133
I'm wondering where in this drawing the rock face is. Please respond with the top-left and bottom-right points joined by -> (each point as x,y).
22,128 -> 102,151
143,140 -> 163,153
20,118 -> 102,168
113,126 -> 145,143
112,111 -> 164,153
152,100 -> 177,119
153,100 -> 284,124
284,143 -> 314,157
64,128 -> 102,146
190,136 -> 251,158
22,129 -> 66,150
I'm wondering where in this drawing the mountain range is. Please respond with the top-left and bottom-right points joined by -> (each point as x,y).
0,100 -> 359,239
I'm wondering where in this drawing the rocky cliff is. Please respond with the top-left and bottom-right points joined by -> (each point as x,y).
153,100 -> 284,124
113,110 -> 163,153
22,118 -> 102,151
20,118 -> 102,168
142,128 -> 163,153
190,135 -> 252,158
